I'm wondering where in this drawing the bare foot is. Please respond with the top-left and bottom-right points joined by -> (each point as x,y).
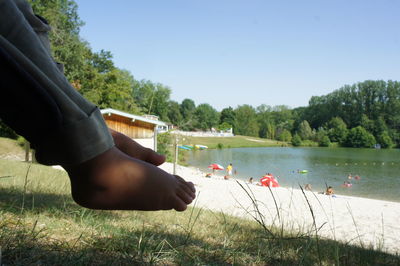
110,129 -> 165,166
64,147 -> 196,211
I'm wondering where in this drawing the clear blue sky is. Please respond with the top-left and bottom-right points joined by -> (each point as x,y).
75,0 -> 400,111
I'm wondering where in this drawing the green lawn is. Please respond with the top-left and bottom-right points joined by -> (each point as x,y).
182,135 -> 289,149
0,137 -> 25,157
0,158 -> 399,265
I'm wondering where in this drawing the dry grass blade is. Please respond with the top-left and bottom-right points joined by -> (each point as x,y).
266,185 -> 281,223
299,185 -> 322,266
235,180 -> 275,238
346,202 -> 364,249
21,163 -> 32,214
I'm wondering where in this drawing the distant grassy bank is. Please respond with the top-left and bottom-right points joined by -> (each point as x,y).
182,135 -> 289,149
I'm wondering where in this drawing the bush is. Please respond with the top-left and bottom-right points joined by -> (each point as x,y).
278,129 -> 292,142
157,132 -> 172,161
17,136 -> 26,147
344,126 -> 376,148
217,122 -> 232,131
217,143 -> 224,149
301,140 -> 318,147
377,131 -> 394,148
291,134 -> 302,147
319,135 -> 331,147
327,117 -> 348,143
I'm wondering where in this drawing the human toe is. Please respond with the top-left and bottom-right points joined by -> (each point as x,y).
176,186 -> 195,205
175,175 -> 196,193
173,197 -> 188,212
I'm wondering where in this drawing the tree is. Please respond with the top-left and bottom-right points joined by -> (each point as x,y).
275,121 -> 293,140
30,0 -> 87,82
193,104 -> 219,131
314,127 -> 328,143
344,126 -> 376,148
377,131 -> 393,148
179,99 -> 196,130
131,79 -> 156,114
291,134 -> 302,146
327,117 -> 348,144
385,80 -> 400,131
360,114 -> 374,133
82,68 -> 140,114
256,104 -> 273,139
319,136 -> 331,147
234,105 -> 259,137
297,120 -> 313,140
278,129 -> 292,142
389,130 -> 400,148
167,101 -> 183,126
150,84 -> 171,121
220,107 -> 235,128
373,116 -> 388,137
180,99 -> 196,120
90,50 -> 115,74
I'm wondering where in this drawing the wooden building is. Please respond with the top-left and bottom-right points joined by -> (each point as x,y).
100,108 -> 168,151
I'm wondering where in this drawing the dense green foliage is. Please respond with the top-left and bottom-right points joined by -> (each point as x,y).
1,1 -> 399,150
291,134 -> 302,147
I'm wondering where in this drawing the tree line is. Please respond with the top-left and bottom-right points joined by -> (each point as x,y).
1,0 -> 399,149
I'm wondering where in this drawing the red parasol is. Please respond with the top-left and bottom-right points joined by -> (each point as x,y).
260,174 -> 280,187
208,163 -> 224,171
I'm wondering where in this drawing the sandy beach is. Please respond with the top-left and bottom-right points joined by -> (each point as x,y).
160,162 -> 400,255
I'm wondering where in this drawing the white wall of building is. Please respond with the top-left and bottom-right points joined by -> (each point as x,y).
171,130 -> 234,137
133,138 -> 155,150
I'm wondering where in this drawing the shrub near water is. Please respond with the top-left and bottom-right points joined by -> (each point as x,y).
0,159 -> 399,265
291,134 -> 302,146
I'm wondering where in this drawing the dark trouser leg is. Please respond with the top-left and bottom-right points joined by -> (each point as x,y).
0,46 -> 62,146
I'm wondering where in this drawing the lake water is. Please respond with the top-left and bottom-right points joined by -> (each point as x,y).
187,147 -> 400,202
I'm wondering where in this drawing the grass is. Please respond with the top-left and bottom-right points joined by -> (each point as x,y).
1,159 -> 399,265
182,135 -> 289,149
0,137 -> 25,159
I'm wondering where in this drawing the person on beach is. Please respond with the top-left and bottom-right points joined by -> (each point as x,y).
225,163 -> 233,179
248,177 -> 253,184
325,186 -> 334,195
227,163 -> 233,176
348,173 -> 353,180
304,184 -> 312,191
342,181 -> 352,188
0,0 -> 195,211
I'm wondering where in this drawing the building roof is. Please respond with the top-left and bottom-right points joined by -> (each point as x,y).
100,108 -> 167,127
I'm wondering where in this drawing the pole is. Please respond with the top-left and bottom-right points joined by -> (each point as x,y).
24,140 -> 30,162
153,126 -> 158,152
173,138 -> 178,175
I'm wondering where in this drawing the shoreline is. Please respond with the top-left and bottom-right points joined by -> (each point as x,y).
160,162 -> 400,255
187,165 -> 400,204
